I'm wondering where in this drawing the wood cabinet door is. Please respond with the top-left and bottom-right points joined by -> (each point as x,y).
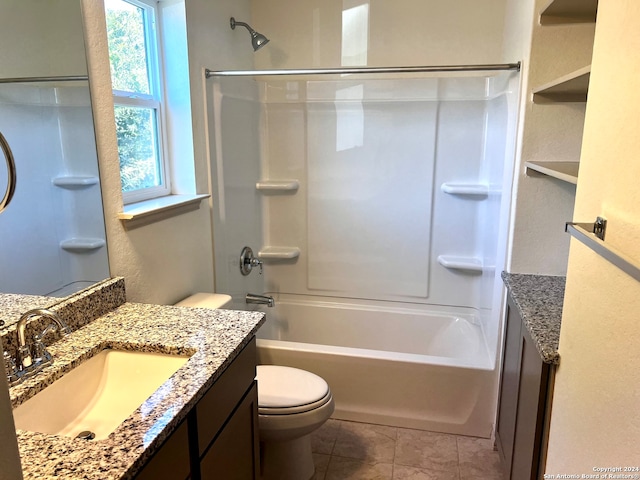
496,298 -> 523,477
135,419 -> 190,480
199,382 -> 260,480
511,327 -> 549,480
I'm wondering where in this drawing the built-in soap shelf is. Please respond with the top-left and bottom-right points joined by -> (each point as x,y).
256,180 -> 299,193
532,65 -> 591,104
60,238 -> 106,253
52,176 -> 99,189
525,161 -> 579,185
440,183 -> 489,197
437,255 -> 484,273
258,246 -> 300,260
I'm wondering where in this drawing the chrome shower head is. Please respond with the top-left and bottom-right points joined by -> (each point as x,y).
230,17 -> 270,52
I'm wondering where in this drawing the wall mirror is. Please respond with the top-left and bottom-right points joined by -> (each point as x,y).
0,0 -> 111,322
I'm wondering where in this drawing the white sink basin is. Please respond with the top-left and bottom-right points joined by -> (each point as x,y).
13,349 -> 190,440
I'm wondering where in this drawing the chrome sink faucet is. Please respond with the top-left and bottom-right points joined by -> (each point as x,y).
5,308 -> 71,386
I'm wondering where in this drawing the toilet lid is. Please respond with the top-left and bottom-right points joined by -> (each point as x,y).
257,365 -> 330,411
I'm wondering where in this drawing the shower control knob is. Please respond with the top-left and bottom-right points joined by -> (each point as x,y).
240,246 -> 263,276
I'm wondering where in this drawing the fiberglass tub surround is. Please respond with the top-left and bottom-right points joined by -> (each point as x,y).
208,71 -> 519,437
0,81 -> 109,297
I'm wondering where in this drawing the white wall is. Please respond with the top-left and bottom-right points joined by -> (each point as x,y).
0,0 -> 87,78
184,0 -> 265,305
251,0 -> 508,69
81,0 -> 214,304
546,0 -> 640,470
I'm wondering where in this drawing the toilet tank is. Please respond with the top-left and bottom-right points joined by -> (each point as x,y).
175,293 -> 233,309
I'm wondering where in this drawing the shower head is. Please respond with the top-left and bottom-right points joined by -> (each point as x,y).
230,17 -> 270,52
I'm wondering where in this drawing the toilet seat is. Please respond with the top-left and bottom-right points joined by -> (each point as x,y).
257,365 -> 331,415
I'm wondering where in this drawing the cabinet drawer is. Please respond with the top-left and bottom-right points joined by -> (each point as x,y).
196,337 -> 256,456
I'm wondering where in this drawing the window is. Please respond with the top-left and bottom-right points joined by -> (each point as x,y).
105,0 -> 169,203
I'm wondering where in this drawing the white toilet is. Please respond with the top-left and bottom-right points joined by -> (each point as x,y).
176,293 -> 335,480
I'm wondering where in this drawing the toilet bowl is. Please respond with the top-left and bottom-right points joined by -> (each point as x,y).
257,365 -> 334,480
176,293 -> 334,480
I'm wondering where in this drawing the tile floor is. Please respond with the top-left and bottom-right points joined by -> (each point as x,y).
310,419 -> 504,480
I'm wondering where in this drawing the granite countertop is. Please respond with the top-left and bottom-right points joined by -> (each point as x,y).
7,301 -> 265,479
0,293 -> 53,328
502,272 -> 565,365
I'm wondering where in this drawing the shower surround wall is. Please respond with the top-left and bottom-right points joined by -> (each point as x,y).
208,72 -> 519,435
0,83 -> 108,296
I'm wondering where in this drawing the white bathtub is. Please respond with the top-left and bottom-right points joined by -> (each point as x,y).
256,295 -> 497,438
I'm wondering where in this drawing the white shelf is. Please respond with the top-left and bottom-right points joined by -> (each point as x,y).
258,247 -> 300,260
60,238 -> 106,252
52,176 -> 99,189
540,0 -> 598,25
525,161 -> 579,185
532,65 -> 591,104
440,183 -> 489,197
437,255 -> 483,273
256,180 -> 299,193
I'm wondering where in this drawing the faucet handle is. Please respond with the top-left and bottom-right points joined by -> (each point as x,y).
240,246 -> 264,275
3,350 -> 21,386
31,334 -> 53,367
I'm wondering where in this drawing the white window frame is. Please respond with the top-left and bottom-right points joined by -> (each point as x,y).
108,0 -> 171,204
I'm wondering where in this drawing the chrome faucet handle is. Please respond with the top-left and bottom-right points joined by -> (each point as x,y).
250,256 -> 263,275
240,246 -> 264,276
31,334 -> 53,367
3,350 -> 21,386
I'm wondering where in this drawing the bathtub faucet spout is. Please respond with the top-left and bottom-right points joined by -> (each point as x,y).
246,293 -> 275,307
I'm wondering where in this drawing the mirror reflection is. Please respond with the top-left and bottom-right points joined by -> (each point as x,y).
0,1 -> 110,302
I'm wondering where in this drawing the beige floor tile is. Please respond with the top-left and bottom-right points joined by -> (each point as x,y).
333,421 -> 398,463
456,437 -> 504,480
312,419 -> 343,455
393,464 -> 460,480
395,428 -> 459,472
326,456 -> 393,480
313,453 -> 331,480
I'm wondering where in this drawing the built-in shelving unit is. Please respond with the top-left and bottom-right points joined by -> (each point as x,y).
256,180 -> 299,193
440,183 -> 489,197
532,65 -> 591,104
258,246 -> 300,260
525,161 -> 579,184
539,0 -> 598,25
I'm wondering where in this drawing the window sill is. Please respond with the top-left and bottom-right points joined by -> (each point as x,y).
118,194 -> 209,229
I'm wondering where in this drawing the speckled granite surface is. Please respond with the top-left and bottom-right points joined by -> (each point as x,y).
502,272 -> 565,365
4,296 -> 265,479
0,294 -> 53,329
1,278 -> 127,360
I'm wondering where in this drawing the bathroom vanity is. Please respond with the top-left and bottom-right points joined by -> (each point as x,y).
136,339 -> 260,480
497,273 -> 564,480
2,279 -> 265,479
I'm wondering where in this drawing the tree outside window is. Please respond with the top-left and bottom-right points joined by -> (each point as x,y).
105,0 -> 168,201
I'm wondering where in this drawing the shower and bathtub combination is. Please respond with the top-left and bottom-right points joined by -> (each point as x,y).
206,64 -> 520,438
